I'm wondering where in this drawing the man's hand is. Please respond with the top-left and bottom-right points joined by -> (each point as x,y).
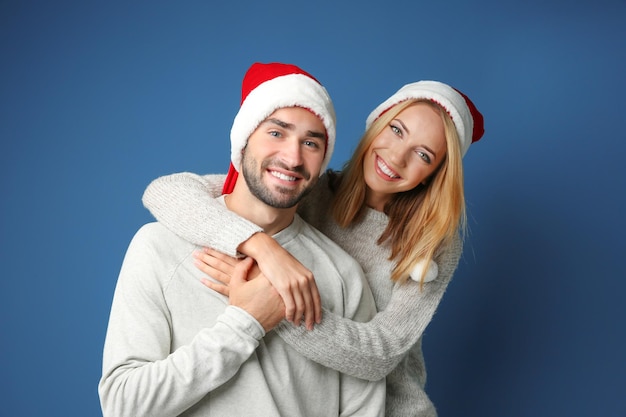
239,233 -> 322,330
195,235 -> 322,330
228,257 -> 285,332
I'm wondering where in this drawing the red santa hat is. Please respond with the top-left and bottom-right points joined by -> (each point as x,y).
223,62 -> 336,194
365,80 -> 485,157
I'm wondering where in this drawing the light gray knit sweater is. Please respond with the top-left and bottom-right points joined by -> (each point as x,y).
143,171 -> 463,417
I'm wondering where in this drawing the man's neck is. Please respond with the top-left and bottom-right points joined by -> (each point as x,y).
224,185 -> 297,236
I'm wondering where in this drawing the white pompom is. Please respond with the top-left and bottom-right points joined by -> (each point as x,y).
409,259 -> 439,283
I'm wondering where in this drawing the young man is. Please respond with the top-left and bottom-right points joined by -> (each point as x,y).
98,62 -> 385,417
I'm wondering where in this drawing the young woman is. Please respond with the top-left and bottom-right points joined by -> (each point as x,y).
143,80 -> 485,416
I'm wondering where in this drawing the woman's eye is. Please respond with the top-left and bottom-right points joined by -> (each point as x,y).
417,151 -> 431,164
390,124 -> 401,136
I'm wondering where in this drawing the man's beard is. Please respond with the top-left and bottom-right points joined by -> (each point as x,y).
241,151 -> 316,209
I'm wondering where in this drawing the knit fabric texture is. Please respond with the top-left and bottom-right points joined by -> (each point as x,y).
142,171 -> 464,417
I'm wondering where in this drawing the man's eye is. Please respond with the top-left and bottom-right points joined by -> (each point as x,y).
304,140 -> 320,149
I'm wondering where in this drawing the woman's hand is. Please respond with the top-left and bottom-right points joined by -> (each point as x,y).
195,248 -> 231,297
194,248 -> 259,297
193,233 -> 322,330
238,233 -> 322,330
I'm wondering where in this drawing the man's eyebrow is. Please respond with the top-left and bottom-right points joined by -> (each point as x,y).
265,118 -> 293,129
264,118 -> 326,140
307,130 -> 327,140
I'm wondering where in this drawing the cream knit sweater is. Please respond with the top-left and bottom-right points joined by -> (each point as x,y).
99,218 -> 385,416
143,172 -> 463,417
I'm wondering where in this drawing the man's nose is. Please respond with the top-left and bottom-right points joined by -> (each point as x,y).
281,138 -> 304,167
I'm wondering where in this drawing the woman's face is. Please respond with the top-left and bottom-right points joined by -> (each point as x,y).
363,102 -> 447,211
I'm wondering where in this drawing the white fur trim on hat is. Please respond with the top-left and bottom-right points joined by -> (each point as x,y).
409,259 -> 438,283
230,73 -> 336,174
365,81 -> 474,156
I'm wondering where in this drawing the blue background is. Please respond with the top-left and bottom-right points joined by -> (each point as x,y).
2,1 -> 625,416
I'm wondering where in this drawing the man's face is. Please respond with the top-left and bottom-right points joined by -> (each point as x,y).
241,107 -> 327,209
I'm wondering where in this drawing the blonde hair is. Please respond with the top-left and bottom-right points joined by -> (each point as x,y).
332,99 -> 466,285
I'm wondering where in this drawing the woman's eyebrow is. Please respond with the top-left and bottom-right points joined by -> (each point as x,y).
394,118 -> 410,134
